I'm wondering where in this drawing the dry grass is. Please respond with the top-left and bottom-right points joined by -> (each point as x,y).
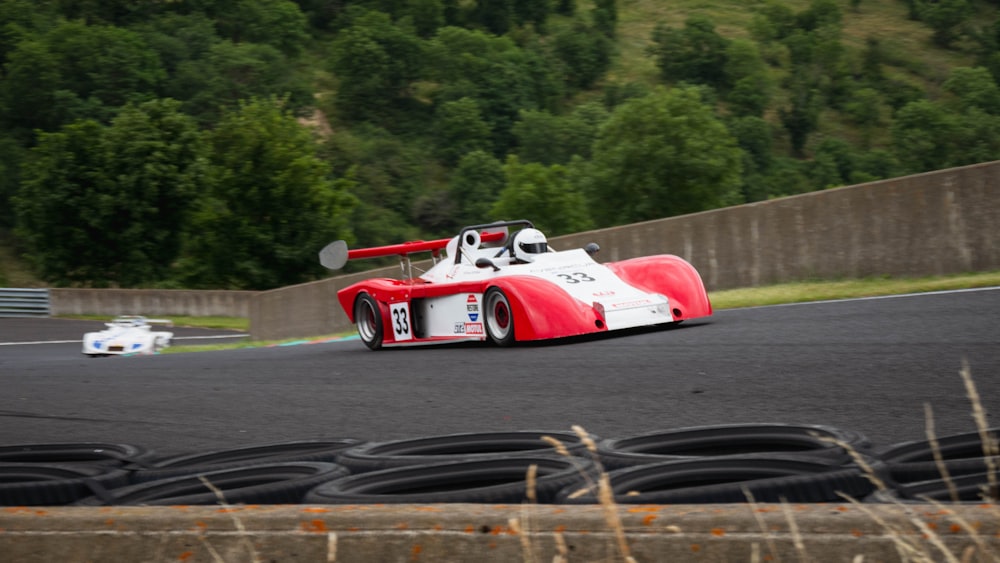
537,361 -> 998,562
609,0 -> 979,87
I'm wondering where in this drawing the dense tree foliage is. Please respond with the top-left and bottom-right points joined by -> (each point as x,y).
2,0 -> 999,289
179,98 -> 355,289
585,87 -> 743,227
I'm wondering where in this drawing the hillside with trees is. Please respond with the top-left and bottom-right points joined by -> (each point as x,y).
1,0 -> 998,289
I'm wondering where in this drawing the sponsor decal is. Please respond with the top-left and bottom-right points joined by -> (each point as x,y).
467,294 -> 479,321
593,290 -> 616,297
464,322 -> 484,335
454,323 -> 466,334
610,299 -> 654,309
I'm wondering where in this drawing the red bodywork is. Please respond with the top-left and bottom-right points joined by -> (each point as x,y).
336,253 -> 711,346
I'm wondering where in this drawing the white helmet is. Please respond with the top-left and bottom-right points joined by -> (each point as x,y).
512,228 -> 548,263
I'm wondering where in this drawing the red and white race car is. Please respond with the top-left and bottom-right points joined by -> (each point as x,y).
319,220 -> 711,350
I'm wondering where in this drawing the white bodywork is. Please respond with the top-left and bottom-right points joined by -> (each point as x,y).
82,315 -> 174,356
415,243 -> 674,338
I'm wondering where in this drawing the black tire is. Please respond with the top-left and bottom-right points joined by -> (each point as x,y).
483,287 -> 515,346
597,423 -> 871,470
867,471 -> 999,504
885,456 -> 1000,484
875,428 -> 1000,464
304,456 -> 592,504
0,463 -> 130,506
337,430 -> 595,474
128,439 -> 365,483
556,455 -> 877,505
0,442 -> 152,467
354,293 -> 383,350
73,462 -> 350,506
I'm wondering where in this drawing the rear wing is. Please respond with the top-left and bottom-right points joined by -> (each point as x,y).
108,315 -> 174,328
319,220 -> 535,274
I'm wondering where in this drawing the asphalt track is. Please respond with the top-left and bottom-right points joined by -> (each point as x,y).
1,288 -> 998,459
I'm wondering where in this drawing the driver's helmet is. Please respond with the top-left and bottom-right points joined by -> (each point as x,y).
512,228 -> 548,263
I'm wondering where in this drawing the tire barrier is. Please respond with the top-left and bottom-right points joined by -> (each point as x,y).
128,439 -> 365,483
595,423 -> 871,470
865,427 -> 1000,504
1,427 -> 997,506
0,442 -> 152,467
555,455 -> 879,504
867,471 -> 999,504
0,463 -> 130,506
334,430 -> 594,474
73,462 -> 350,506
304,456 -> 592,504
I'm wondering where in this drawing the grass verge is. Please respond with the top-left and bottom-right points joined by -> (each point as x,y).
59,271 -> 1000,354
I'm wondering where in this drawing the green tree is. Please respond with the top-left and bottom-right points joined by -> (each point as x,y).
171,40 -> 313,125
474,0 -> 513,35
917,0 -> 972,46
844,87 -> 883,148
0,135 -> 25,228
779,78 -> 822,157
891,99 -> 960,173
1,20 -> 165,136
14,100 -> 203,286
329,10 -> 425,124
448,150 -> 505,227
427,26 -> 561,154
727,116 -> 773,202
551,21 -> 613,90
649,16 -> 730,89
180,98 -> 355,289
513,103 -> 607,165
214,0 -> 309,55
586,87 -> 743,227
592,0 -> 617,37
433,97 -> 493,166
942,67 -> 1000,114
491,156 -> 592,235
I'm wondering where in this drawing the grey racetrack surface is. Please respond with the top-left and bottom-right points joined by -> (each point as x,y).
1,289 -> 998,458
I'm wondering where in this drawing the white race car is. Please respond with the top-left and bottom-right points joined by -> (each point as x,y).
82,316 -> 174,357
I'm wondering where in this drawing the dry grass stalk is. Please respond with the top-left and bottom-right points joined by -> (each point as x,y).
517,463 -> 539,563
924,402 -> 961,502
552,532 -> 569,563
779,497 -> 812,563
960,359 -> 999,501
198,476 -> 262,563
560,426 -> 636,563
743,487 -> 782,563
510,517 -> 535,563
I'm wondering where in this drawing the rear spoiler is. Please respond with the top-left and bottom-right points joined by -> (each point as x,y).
319,220 -> 534,271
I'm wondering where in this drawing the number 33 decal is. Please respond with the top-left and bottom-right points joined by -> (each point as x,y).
389,302 -> 412,341
557,272 -> 596,284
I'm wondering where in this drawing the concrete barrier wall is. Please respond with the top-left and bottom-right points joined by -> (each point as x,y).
250,161 -> 1000,340
49,288 -> 254,318
3,504 -> 998,562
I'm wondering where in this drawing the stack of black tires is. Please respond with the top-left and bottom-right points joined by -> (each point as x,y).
1,424 -> 996,506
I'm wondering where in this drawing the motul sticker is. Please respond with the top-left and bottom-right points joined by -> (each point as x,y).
464,322 -> 484,335
467,294 -> 479,321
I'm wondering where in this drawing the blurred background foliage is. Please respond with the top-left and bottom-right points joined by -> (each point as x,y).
1,0 -> 999,289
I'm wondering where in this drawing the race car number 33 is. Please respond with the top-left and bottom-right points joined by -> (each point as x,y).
389,302 -> 412,340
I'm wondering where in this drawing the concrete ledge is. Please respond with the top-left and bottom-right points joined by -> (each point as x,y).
3,503 -> 998,562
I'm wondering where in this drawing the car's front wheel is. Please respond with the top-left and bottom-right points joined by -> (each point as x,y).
354,293 -> 384,350
484,287 -> 515,347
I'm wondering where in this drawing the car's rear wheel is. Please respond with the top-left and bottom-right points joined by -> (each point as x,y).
484,288 -> 515,346
354,293 -> 383,350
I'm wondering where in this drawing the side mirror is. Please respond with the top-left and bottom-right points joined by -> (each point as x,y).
475,257 -> 500,271
584,242 -> 600,256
